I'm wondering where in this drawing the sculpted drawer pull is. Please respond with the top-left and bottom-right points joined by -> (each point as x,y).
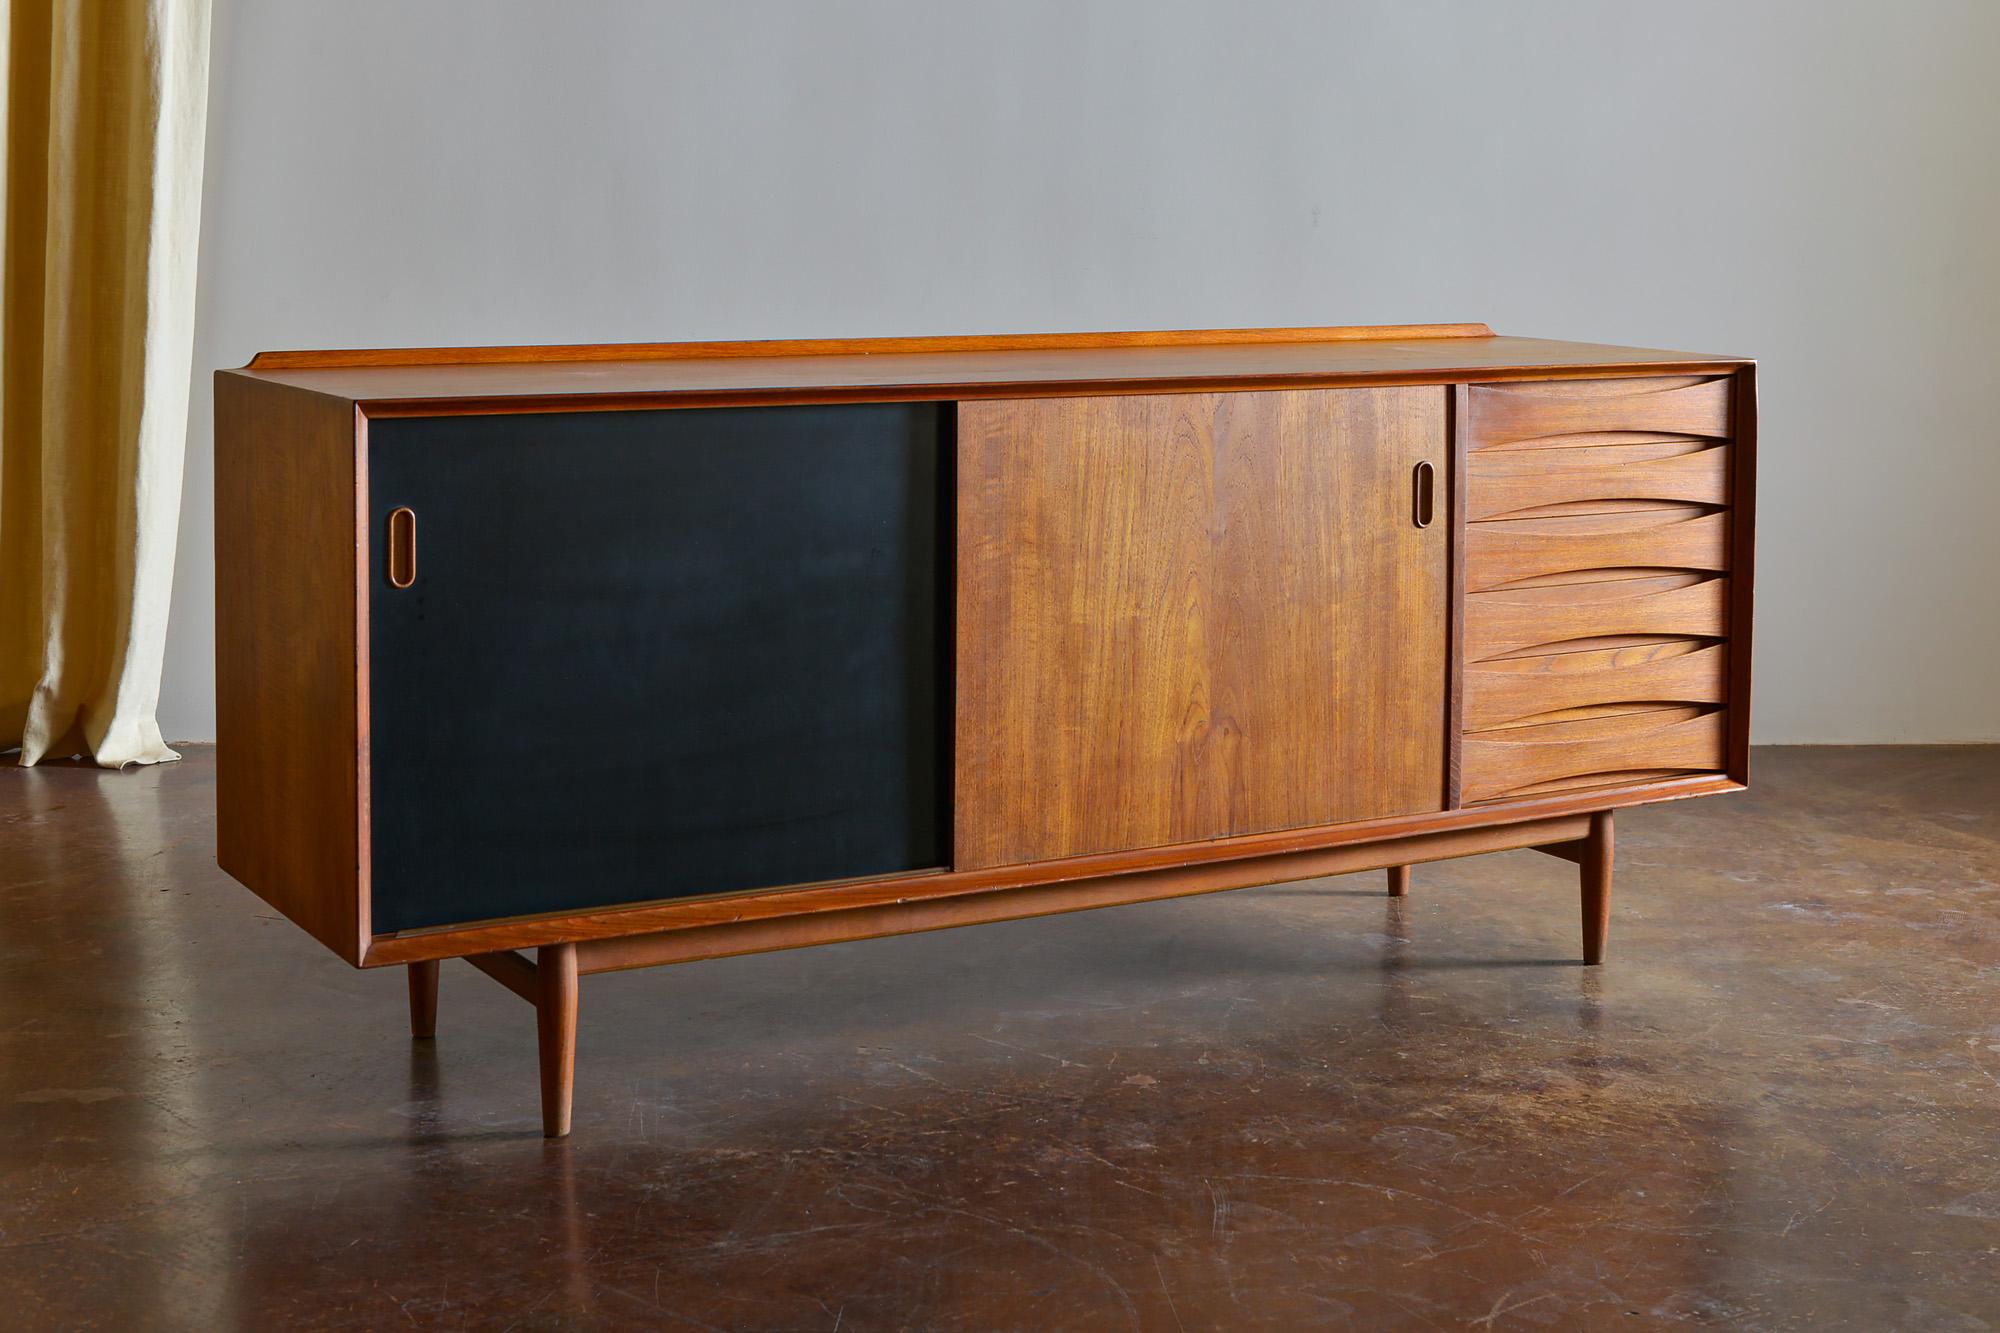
387,507 -> 417,588
1412,460 -> 1435,529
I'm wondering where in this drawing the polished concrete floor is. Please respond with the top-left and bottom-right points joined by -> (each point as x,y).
2,747 -> 1996,1329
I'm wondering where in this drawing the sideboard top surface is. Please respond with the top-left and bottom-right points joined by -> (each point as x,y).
224,325 -> 1751,414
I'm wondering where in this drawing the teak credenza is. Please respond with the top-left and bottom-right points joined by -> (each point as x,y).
215,324 -> 1756,1136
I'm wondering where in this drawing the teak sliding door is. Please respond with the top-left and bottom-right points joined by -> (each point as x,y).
954,388 -> 1449,870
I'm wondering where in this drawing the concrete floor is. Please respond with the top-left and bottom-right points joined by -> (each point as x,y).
1,747 -> 1995,1329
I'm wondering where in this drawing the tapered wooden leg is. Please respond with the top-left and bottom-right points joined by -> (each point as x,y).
408,960 -> 439,1038
1581,811 -> 1614,966
536,944 -> 578,1138
1386,865 -> 1411,897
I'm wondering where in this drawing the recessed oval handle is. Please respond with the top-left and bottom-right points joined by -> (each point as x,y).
1412,461 -> 1436,529
386,507 -> 417,588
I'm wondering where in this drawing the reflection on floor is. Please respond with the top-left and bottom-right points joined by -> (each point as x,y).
2,746 -> 1996,1327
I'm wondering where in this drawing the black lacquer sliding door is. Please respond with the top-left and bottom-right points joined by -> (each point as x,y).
366,404 -> 950,933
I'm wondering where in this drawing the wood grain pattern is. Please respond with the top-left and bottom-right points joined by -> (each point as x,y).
1465,643 -> 1727,730
1465,574 -> 1728,662
1473,704 -> 1709,744
1463,710 -> 1726,804
223,336 -> 1749,418
1467,375 -> 1733,449
245,323 -> 1497,369
1503,767 -> 1697,800
953,389 -> 1448,869
570,816 -> 1594,976
1466,442 -> 1729,521
214,373 -> 368,964
1465,511 -> 1728,592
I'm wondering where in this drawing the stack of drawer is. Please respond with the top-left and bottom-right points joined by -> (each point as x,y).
1460,375 -> 1735,803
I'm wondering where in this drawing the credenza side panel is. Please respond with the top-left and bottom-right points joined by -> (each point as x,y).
214,373 -> 366,963
954,388 -> 1449,870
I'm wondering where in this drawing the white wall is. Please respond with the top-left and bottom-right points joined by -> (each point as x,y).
166,0 -> 2000,744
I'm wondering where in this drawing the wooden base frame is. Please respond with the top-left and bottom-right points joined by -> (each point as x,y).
412,811 -> 1619,1138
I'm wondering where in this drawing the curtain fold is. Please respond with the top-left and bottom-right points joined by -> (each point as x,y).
0,0 -> 210,766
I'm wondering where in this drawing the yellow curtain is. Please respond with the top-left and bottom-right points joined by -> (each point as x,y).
1,0 -> 209,766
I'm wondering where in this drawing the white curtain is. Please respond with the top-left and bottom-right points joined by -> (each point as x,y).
0,0 -> 210,766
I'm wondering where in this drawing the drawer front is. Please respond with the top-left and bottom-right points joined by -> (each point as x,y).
1465,510 -> 1729,591
1463,709 -> 1727,804
1467,440 -> 1729,521
1467,374 -> 1732,449
1466,643 -> 1727,731
1461,374 -> 1738,803
1466,573 -> 1728,662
